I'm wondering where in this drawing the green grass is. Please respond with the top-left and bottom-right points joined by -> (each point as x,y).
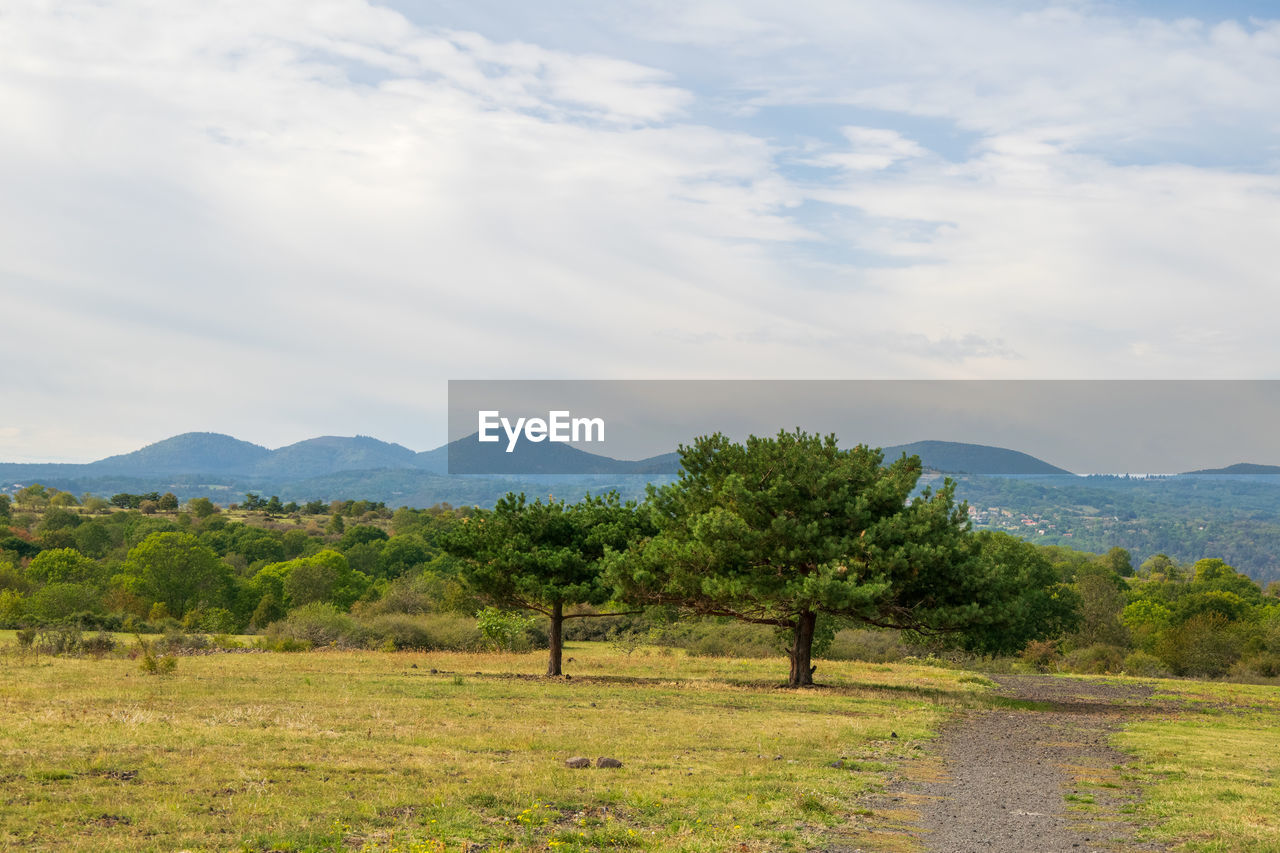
0,641 -> 991,853
1115,679 -> 1280,852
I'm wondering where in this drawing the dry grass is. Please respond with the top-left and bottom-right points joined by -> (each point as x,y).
0,641 -> 987,853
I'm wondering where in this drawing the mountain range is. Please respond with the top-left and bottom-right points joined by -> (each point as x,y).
0,431 -> 1273,507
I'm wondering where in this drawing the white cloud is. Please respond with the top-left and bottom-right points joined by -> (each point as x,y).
2,0 -> 1280,460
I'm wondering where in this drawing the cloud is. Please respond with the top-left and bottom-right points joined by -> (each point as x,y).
2,0 -> 1280,461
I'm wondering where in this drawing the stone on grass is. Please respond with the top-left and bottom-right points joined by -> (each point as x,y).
564,757 -> 591,769
596,757 -> 623,768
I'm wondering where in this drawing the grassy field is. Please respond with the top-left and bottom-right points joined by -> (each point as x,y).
1117,679 -> 1280,852
0,641 -> 994,853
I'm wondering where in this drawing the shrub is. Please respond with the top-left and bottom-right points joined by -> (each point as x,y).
1020,639 -> 1062,672
827,628 -> 912,662
157,629 -> 210,653
674,621 -> 782,658
1231,652 -> 1280,679
1156,614 -> 1244,678
265,602 -> 358,648
475,607 -> 538,652
34,625 -> 83,656
81,631 -> 117,658
362,613 -> 484,651
1123,650 -> 1170,677
1062,644 -> 1126,674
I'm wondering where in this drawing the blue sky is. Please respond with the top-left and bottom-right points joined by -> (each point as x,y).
2,1 -> 1279,461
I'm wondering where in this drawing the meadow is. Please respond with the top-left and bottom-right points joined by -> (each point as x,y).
3,637 -> 1279,852
0,640 -> 987,853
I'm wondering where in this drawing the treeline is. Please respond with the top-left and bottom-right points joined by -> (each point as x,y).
0,484 -> 467,638
1016,545 -> 1280,679
3,432 -> 1279,684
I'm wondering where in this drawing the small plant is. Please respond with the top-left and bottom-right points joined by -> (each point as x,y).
82,631 -> 117,658
608,627 -> 645,657
135,633 -> 177,676
514,801 -> 558,827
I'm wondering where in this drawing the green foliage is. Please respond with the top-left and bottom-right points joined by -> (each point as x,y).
186,497 -> 219,518
276,549 -> 369,609
1156,614 -> 1245,677
265,602 -> 359,647
1122,650 -> 1170,677
250,593 -> 285,631
442,490 -> 643,675
25,547 -> 100,585
361,612 -> 484,651
610,431 -> 1055,685
24,583 -> 101,624
0,588 -> 24,626
339,525 -> 389,550
136,634 -> 178,675
1061,643 -> 1126,674
124,532 -> 232,618
475,606 -> 539,651
827,628 -> 913,662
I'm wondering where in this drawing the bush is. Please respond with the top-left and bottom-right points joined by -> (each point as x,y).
1156,614 -> 1244,677
827,628 -> 911,662
34,625 -> 83,656
361,613 -> 484,651
1231,652 -> 1280,679
1062,644 -> 1126,674
1020,639 -> 1062,672
157,629 -> 210,653
81,631 -> 117,658
475,607 -> 539,652
656,620 -> 783,658
1123,650 -> 1170,677
265,602 -> 358,648
562,608 -> 646,642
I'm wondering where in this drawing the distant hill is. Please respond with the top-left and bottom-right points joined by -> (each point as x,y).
2,433 -> 1073,503
252,435 -> 417,479
882,440 -> 1075,476
1181,462 -> 1280,476
442,433 -> 679,475
90,432 -> 270,475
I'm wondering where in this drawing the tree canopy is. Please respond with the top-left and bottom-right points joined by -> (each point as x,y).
609,430 -> 1070,686
441,491 -> 644,676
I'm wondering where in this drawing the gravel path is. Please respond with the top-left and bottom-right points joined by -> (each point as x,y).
830,674 -> 1171,853
908,674 -> 1168,853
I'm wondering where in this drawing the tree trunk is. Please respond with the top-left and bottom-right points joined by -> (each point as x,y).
546,600 -> 564,677
788,610 -> 818,687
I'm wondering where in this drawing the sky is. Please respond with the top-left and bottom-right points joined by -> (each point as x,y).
3,1 -> 1280,463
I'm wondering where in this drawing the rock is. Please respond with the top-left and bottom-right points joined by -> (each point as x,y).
564,757 -> 591,769
596,757 -> 623,768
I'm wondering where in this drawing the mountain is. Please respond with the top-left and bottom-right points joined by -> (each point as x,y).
881,440 -> 1075,476
90,432 -> 270,475
1181,462 -> 1280,476
441,433 -> 679,475
252,435 -> 417,479
3,434 -> 1073,503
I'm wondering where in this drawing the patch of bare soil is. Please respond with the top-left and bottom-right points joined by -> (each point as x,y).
833,674 -> 1172,853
